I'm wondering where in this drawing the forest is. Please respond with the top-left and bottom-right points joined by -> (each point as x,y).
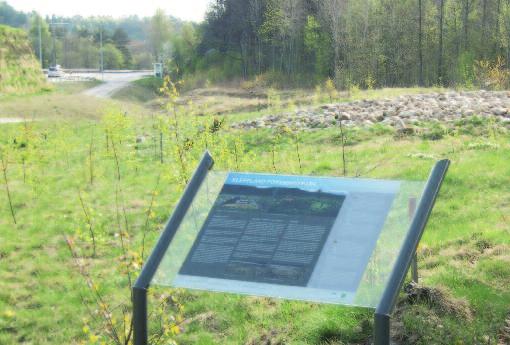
189,0 -> 510,88
2,0 -> 510,88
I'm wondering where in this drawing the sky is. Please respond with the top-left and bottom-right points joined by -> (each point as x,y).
8,0 -> 211,22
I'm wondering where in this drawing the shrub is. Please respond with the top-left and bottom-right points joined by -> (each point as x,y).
473,57 -> 510,90
420,123 -> 447,141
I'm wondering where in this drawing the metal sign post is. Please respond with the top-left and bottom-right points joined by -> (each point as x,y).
133,151 -> 214,345
374,160 -> 450,345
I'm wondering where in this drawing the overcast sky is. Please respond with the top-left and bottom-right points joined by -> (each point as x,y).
8,0 -> 211,22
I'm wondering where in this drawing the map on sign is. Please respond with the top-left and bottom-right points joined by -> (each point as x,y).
179,180 -> 345,286
153,171 -> 425,307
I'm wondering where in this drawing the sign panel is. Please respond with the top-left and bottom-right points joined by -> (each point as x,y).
154,171 -> 425,307
179,179 -> 345,286
135,143 -> 448,345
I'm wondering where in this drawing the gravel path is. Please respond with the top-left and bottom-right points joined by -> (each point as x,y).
0,118 -> 28,124
233,90 -> 510,131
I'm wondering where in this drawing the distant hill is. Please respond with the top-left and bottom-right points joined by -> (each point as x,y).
0,24 -> 47,95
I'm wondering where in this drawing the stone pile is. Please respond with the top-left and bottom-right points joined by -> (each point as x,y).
232,90 -> 510,131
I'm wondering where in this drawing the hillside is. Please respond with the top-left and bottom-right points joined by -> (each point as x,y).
0,24 -> 47,95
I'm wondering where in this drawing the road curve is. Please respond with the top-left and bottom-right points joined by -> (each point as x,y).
80,71 -> 151,98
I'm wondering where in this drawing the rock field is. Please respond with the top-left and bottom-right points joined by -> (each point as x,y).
232,90 -> 510,131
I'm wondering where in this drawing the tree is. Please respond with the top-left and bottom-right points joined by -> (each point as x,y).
28,15 -> 52,68
304,15 -> 333,79
102,43 -> 124,69
280,0 -> 306,77
438,0 -> 446,85
248,0 -> 265,74
418,0 -> 424,85
259,0 -> 286,72
320,0 -> 348,87
480,0 -> 488,58
149,9 -> 171,63
462,0 -> 471,51
113,28 -> 132,68
494,0 -> 501,56
505,0 -> 510,63
171,23 -> 199,75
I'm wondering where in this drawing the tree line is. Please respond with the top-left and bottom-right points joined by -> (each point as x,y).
2,0 -> 510,88
171,0 -> 510,88
0,1 -> 184,70
25,15 -> 136,70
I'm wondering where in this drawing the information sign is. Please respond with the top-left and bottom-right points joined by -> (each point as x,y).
132,151 -> 450,345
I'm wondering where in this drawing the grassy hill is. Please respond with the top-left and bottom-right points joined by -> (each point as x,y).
0,24 -> 48,96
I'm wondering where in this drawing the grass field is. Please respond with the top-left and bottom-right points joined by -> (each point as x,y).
0,83 -> 509,345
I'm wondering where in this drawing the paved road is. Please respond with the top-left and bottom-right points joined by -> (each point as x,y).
75,71 -> 151,98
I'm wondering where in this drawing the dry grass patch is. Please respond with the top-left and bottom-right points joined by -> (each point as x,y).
403,282 -> 473,321
245,328 -> 286,345
0,94 -> 106,119
498,309 -> 510,345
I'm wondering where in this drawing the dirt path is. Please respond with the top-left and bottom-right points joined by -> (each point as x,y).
78,71 -> 151,98
0,118 -> 27,124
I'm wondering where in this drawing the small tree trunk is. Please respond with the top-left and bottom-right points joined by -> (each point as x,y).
418,0 -> 424,86
294,134 -> 302,171
438,0 -> 445,85
78,191 -> 96,257
339,121 -> 347,176
1,156 -> 17,225
481,0 -> 488,58
463,0 -> 471,51
494,0 -> 501,56
159,131 -> 163,164
89,127 -> 95,185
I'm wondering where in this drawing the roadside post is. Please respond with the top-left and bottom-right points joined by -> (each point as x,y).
153,63 -> 163,78
133,151 -> 449,345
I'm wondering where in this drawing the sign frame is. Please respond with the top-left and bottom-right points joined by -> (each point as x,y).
132,151 -> 450,345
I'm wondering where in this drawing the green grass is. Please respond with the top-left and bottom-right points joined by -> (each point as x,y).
0,86 -> 509,345
111,76 -> 163,103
